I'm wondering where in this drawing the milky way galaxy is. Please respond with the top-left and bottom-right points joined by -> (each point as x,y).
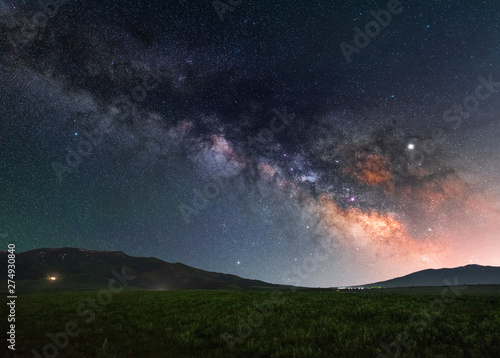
1,0 -> 499,286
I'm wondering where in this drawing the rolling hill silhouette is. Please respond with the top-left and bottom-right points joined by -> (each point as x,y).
359,264 -> 500,288
0,247 -> 287,292
3,248 -> 499,292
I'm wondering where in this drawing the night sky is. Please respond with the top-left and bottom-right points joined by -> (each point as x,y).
1,0 -> 499,287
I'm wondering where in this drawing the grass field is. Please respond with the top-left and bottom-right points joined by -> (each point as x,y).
4,286 -> 500,357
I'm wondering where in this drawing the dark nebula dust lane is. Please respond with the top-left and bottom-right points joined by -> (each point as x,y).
1,0 -> 499,286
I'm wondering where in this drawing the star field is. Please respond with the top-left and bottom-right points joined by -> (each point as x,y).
1,0 -> 499,286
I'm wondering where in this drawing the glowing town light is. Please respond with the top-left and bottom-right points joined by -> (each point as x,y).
49,277 -> 57,281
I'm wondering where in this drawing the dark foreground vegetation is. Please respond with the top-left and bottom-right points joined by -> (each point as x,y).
4,286 -> 500,357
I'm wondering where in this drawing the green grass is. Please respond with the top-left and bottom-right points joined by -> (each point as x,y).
3,287 -> 500,357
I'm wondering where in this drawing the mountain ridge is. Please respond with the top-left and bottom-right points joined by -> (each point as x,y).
3,248 -> 499,291
357,264 -> 500,288
0,247 -> 287,292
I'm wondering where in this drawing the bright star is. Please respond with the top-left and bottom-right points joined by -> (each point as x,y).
408,143 -> 415,150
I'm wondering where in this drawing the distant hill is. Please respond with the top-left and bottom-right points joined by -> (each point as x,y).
0,247 -> 287,292
359,264 -> 500,288
4,248 -> 498,292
